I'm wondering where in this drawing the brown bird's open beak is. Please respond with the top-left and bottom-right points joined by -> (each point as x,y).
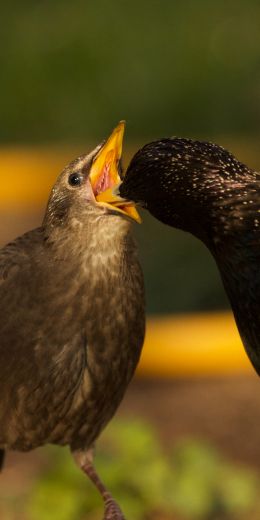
89,121 -> 141,223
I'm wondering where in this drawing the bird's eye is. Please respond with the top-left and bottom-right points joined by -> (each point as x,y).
68,172 -> 83,187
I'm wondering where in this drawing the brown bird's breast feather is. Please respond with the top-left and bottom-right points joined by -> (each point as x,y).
0,217 -> 145,453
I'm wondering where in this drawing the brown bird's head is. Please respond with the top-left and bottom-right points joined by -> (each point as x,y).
44,122 -> 140,232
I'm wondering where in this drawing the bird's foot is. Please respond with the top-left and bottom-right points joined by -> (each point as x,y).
103,493 -> 126,520
76,454 -> 126,520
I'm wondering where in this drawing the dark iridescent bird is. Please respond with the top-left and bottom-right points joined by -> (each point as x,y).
118,137 -> 260,375
0,123 -> 145,520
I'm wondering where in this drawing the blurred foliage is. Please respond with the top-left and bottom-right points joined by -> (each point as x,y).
1,4 -> 260,517
1,0 -> 260,144
5,420 -> 256,520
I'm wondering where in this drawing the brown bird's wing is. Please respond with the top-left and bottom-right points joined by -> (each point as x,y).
0,228 -> 87,450
0,232 -> 36,465
0,227 -> 43,283
0,228 -> 48,396
0,228 -> 45,446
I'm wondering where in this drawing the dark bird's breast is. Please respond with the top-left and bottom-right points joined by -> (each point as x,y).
0,223 -> 145,452
213,230 -> 260,375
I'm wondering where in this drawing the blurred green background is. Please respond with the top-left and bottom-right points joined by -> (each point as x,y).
1,1 -> 260,519
1,0 -> 260,143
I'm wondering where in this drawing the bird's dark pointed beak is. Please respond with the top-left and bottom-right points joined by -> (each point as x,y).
89,122 -> 141,223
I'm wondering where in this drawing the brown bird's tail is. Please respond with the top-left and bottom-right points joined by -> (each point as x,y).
0,449 -> 5,471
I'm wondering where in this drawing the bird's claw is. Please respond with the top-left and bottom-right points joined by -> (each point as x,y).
103,496 -> 126,520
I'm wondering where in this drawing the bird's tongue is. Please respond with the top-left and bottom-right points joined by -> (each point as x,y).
89,122 -> 141,223
91,149 -> 118,197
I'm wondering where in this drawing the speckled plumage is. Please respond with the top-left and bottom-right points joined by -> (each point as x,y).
0,145 -> 145,512
120,137 -> 260,374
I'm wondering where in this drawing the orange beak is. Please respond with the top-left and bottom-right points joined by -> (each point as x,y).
89,121 -> 141,223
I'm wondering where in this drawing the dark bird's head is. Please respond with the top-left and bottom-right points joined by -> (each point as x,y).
44,122 -> 140,235
119,138 -> 259,248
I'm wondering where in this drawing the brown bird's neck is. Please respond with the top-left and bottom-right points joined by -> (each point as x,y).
42,214 -> 142,364
44,214 -> 132,264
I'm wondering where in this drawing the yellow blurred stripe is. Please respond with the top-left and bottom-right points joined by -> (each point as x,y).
0,145 -> 134,208
138,311 -> 253,377
0,147 -> 83,208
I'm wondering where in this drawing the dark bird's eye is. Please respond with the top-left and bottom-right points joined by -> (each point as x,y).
68,173 -> 83,187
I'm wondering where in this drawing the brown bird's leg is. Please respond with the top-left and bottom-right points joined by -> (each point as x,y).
82,459 -> 125,520
73,449 -> 126,520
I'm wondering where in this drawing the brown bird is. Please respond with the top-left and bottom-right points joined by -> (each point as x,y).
0,122 -> 145,519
